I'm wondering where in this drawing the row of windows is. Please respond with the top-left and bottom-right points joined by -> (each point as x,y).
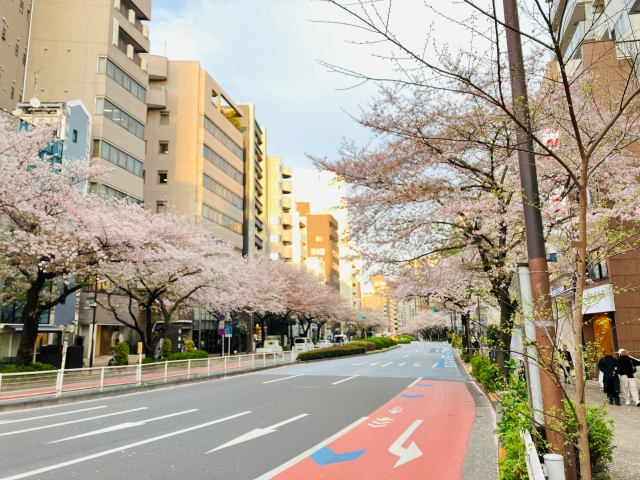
311,248 -> 325,256
95,98 -> 145,139
204,144 -> 243,184
89,182 -> 141,204
204,116 -> 243,159
202,204 -> 242,235
98,57 -> 146,102
94,140 -> 143,177
203,174 -> 243,209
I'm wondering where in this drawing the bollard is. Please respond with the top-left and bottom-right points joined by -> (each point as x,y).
100,366 -> 105,392
544,454 -> 566,480
187,359 -> 191,379
164,361 -> 168,383
224,355 -> 227,375
207,357 -> 211,377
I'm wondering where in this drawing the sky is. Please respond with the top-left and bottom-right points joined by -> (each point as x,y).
148,0 -> 477,170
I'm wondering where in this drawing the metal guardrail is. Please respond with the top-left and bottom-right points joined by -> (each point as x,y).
0,351 -> 296,402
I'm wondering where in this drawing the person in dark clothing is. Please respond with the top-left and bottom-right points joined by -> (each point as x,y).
617,349 -> 640,406
559,345 -> 574,384
598,355 -> 621,405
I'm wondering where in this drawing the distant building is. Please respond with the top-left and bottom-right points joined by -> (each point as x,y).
362,275 -> 397,333
299,201 -> 340,292
0,0 -> 31,110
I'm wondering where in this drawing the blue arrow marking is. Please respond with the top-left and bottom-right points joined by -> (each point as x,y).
310,446 -> 367,466
415,384 -> 434,387
401,394 -> 424,399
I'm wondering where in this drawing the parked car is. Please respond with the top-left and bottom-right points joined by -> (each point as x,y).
256,339 -> 283,354
315,340 -> 332,349
293,337 -> 315,352
333,334 -> 348,345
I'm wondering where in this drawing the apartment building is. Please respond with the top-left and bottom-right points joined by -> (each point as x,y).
266,156 -> 299,262
297,202 -> 340,292
144,58 -> 245,252
0,0 -> 31,110
27,0 -> 151,203
362,275 -> 397,334
238,104 -> 266,258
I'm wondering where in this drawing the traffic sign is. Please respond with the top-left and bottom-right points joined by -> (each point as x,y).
225,327 -> 233,335
218,328 -> 225,336
218,314 -> 226,321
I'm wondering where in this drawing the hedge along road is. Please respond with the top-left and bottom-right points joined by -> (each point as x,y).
0,342 -> 489,480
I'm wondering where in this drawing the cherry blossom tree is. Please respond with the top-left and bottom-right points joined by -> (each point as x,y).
398,310 -> 449,341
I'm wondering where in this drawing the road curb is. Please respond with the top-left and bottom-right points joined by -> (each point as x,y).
0,362 -> 289,414
296,344 -> 401,363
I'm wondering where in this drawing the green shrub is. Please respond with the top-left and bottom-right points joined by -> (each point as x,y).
141,357 -> 154,364
282,345 -> 289,351
360,337 -> 397,350
184,340 -> 195,352
461,350 -> 470,363
114,342 -> 130,366
1,362 -> 57,373
161,338 -> 173,359
297,345 -> 366,361
168,350 -> 208,361
349,341 -> 375,351
471,355 -> 503,393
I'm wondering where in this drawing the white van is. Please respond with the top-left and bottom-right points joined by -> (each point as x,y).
293,337 -> 315,353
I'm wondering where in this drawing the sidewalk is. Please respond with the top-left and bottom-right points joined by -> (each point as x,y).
585,380 -> 640,480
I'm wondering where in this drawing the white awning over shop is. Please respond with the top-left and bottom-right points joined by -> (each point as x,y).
582,284 -> 615,314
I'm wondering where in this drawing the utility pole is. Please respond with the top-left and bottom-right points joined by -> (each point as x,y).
502,0 -> 572,474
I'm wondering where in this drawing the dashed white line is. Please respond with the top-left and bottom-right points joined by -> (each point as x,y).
399,362 -> 406,366
262,374 -> 305,384
0,406 -> 108,425
413,363 -> 421,367
351,361 -> 368,366
381,362 -> 393,367
408,377 -> 422,387
403,355 -> 410,358
370,362 -> 380,366
332,376 -> 359,385
432,363 -> 439,368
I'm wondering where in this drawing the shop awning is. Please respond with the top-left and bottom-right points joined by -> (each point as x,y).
5,325 -> 63,333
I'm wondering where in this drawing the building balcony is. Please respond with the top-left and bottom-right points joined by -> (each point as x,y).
255,182 -> 264,196
146,87 -> 166,109
283,246 -> 293,260
255,198 -> 263,215
282,196 -> 292,211
282,180 -> 292,194
144,55 -> 168,81
255,216 -> 264,232
255,161 -> 263,179
255,235 -> 263,249
126,0 -> 152,20
282,165 -> 292,178
282,213 -> 292,227
116,35 -> 148,73
283,230 -> 293,244
300,232 -> 307,245
116,1 -> 150,51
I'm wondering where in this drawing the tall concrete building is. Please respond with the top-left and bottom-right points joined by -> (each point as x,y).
26,0 -> 152,203
238,104 -> 266,258
362,275 -> 396,334
0,0 -> 31,110
144,58 -> 245,251
297,202 -> 340,292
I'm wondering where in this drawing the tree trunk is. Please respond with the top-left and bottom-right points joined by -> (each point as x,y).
495,288 -> 516,374
572,185 -> 592,479
15,272 -> 46,366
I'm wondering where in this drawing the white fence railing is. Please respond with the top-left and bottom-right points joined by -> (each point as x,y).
0,351 -> 296,402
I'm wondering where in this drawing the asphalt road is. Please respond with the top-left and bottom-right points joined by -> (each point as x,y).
0,342 -> 497,480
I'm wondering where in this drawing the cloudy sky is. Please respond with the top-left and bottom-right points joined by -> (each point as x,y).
148,0 -> 474,170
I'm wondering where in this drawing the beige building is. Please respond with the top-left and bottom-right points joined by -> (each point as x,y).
144,58 -> 245,251
362,275 -> 397,333
26,0 -> 152,203
238,103 -> 266,258
0,0 -> 31,110
266,155 -> 308,264
298,202 -> 340,291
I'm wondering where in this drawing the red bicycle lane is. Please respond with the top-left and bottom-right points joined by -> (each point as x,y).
272,378 -> 476,480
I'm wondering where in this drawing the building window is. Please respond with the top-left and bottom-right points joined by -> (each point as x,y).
201,204 -> 242,234
276,199 -> 282,207
311,248 -> 326,256
276,165 -> 282,172
269,216 -> 282,225
203,144 -> 243,184
270,234 -> 281,242
95,97 -> 145,139
10,87 -> 14,100
203,115 -> 243,159
160,113 -> 170,125
276,182 -> 282,189
98,140 -> 143,177
71,130 -> 78,143
315,236 -> 323,242
159,142 -> 169,154
203,174 -> 243,209
1,28 -> 5,40
156,203 -> 166,214
20,1 -> 24,13
97,58 -> 146,102
15,44 -> 19,56
158,171 -> 168,184
588,251 -> 609,281
90,182 -> 141,204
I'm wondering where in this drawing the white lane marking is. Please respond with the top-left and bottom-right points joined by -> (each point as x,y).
389,407 -> 403,414
0,411 -> 251,480
254,416 -> 368,480
0,407 -> 148,437
48,409 -> 199,444
332,376 -> 359,385
206,413 -> 308,454
407,377 -> 422,387
369,362 -> 380,366
368,417 -> 393,428
262,374 -> 305,384
389,420 -> 424,467
413,363 -> 421,367
403,355 -> 410,358
351,361 -> 368,366
432,362 -> 439,368
381,362 -> 393,367
399,362 -> 406,366
0,406 -> 108,425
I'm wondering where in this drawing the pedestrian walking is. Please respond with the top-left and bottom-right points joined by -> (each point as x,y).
617,349 -> 640,407
598,354 -> 621,406
559,344 -> 574,384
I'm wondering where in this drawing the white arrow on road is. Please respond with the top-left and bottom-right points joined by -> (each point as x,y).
389,420 -> 424,468
206,414 -> 308,453
413,363 -> 421,367
398,362 -> 406,366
